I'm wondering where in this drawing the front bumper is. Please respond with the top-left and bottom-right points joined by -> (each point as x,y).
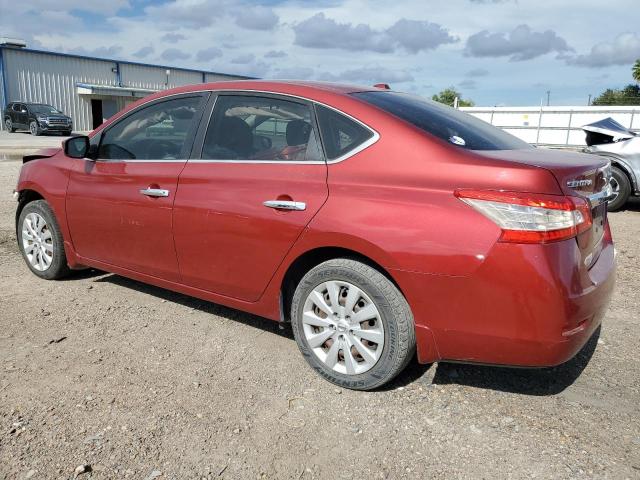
394,225 -> 616,367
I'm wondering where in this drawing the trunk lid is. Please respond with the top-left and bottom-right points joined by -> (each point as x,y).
476,148 -> 611,268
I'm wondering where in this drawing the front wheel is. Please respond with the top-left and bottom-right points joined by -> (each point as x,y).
291,259 -> 415,390
5,118 -> 15,132
29,121 -> 41,136
607,166 -> 631,212
17,200 -> 70,280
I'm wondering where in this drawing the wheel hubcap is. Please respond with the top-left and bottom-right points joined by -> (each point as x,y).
30,123 -> 36,134
302,280 -> 384,375
22,213 -> 53,271
609,177 -> 620,201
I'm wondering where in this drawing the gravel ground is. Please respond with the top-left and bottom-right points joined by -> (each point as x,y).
0,158 -> 638,479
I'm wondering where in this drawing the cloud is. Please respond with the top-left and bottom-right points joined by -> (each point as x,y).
69,45 -> 123,58
458,79 -> 477,89
132,46 -> 154,58
293,13 -> 456,54
161,48 -> 191,61
264,50 -> 287,59
196,47 -> 223,62
465,68 -> 489,77
465,24 -> 571,61
386,19 -> 458,53
161,33 -> 186,42
566,32 -> 640,68
231,53 -> 255,64
319,66 -> 414,84
145,1 -> 225,29
233,6 -> 279,31
272,67 -> 315,80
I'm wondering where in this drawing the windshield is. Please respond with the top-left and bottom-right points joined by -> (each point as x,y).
352,91 -> 531,151
31,105 -> 62,114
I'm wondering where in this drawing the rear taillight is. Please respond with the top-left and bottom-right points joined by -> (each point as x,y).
455,189 -> 592,244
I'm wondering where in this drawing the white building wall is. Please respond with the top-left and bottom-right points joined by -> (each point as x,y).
460,106 -> 640,147
3,48 -> 116,132
1,47 -> 247,131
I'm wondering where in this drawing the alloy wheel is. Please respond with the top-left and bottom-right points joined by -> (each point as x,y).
5,119 -> 11,131
22,213 -> 54,271
609,176 -> 620,202
302,280 -> 385,375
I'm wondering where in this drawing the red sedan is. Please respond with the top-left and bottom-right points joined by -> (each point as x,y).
14,81 -> 616,390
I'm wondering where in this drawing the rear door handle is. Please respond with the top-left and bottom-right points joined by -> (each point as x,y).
140,188 -> 170,198
263,200 -> 306,211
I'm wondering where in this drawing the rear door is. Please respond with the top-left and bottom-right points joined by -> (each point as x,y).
173,93 -> 328,301
66,93 -> 208,281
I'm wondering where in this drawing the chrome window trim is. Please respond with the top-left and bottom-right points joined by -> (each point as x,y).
81,88 -> 380,165
193,89 -> 380,165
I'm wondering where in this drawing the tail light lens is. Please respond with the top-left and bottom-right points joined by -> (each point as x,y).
455,189 -> 592,244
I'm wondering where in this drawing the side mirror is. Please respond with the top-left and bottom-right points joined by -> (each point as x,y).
64,135 -> 90,159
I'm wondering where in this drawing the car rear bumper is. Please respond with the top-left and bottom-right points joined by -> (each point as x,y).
394,224 -> 616,367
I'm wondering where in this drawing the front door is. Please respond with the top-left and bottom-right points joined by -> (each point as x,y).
66,93 -> 208,282
173,93 -> 328,302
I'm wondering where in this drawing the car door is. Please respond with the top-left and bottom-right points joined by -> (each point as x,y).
173,93 -> 328,301
15,104 -> 27,127
66,93 -> 208,282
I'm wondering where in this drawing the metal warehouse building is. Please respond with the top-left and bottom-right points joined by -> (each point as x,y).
0,40 -> 248,132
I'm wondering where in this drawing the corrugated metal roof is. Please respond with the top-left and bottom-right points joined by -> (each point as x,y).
0,45 -> 254,80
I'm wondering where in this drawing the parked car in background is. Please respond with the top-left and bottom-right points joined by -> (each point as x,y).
13,81 -> 616,390
4,102 -> 73,136
582,117 -> 639,211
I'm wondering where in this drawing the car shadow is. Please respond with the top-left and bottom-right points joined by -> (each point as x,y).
94,273 -> 293,340
88,272 -> 599,395
431,327 -> 600,396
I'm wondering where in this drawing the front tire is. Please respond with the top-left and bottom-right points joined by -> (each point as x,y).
5,118 -> 15,132
291,259 -> 415,390
607,166 -> 631,212
17,200 -> 70,280
29,121 -> 41,136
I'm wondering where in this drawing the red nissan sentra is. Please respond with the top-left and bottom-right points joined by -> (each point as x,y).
14,81 -> 616,390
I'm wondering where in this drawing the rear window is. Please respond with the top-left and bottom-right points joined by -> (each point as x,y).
352,91 -> 531,151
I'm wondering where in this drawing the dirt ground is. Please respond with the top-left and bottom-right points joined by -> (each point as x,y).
0,158 -> 638,480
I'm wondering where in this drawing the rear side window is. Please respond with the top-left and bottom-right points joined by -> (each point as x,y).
202,95 -> 323,162
315,105 -> 374,160
352,91 -> 531,151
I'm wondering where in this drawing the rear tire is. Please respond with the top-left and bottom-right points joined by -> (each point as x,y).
607,166 -> 631,212
291,258 -> 415,391
17,200 -> 70,280
5,118 -> 15,132
29,121 -> 41,136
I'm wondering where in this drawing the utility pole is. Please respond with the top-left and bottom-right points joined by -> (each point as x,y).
546,90 -> 551,106
588,94 -> 592,106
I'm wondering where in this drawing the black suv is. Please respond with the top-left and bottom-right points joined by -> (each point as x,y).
4,102 -> 73,136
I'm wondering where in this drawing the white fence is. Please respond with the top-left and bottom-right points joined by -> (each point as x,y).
460,106 -> 640,147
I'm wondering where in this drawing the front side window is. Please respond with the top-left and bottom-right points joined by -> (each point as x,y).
202,95 -> 323,162
315,105 -> 374,160
352,91 -> 531,151
98,95 -> 203,160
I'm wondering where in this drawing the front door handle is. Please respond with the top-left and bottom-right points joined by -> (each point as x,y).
263,200 -> 306,211
140,188 -> 170,198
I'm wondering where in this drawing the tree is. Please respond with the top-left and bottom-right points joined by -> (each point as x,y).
633,59 -> 640,83
432,88 -> 475,107
592,84 -> 640,106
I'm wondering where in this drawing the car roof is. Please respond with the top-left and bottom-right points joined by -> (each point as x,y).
153,80 -> 380,100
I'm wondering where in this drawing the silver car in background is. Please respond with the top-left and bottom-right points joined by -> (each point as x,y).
583,117 -> 639,211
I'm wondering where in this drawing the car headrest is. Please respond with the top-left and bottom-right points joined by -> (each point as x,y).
286,120 -> 312,146
218,116 -> 253,156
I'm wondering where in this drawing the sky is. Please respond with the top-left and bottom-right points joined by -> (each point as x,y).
0,0 -> 639,106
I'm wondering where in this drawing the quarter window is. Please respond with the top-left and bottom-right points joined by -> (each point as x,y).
315,105 -> 374,160
201,95 -> 323,162
98,96 -> 203,160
